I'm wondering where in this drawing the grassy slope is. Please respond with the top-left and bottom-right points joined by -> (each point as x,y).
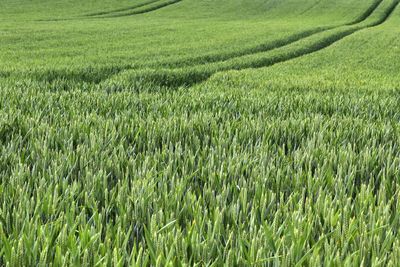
208,0 -> 400,90
0,0 -> 375,71
1,0 -> 400,266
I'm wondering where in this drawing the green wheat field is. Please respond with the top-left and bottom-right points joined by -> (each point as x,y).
1,0 -> 400,266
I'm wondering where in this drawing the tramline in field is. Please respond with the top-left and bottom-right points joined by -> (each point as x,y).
1,0 -> 400,266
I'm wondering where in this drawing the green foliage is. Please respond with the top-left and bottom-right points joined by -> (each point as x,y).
1,0 -> 400,266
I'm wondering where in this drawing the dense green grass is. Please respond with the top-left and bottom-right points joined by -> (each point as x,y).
1,0 -> 400,266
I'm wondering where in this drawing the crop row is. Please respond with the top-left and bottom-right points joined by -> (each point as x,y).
86,0 -> 161,17
11,0 -> 399,92
90,0 -> 182,18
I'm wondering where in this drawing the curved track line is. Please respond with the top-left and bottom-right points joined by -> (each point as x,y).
38,0 -> 180,21
199,0 -> 400,85
86,0 -> 161,17
349,0 -> 386,24
109,0 -> 399,89
96,0 -> 182,18
149,0 -> 385,68
30,0 -> 396,89
232,0 -> 400,70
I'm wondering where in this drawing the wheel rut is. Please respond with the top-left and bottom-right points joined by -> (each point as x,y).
92,0 -> 182,18
85,0 -> 161,17
102,0 -> 399,90
22,0 -> 400,90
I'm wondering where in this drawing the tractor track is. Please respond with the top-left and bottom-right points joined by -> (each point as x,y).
85,0 -> 161,17
22,0 -> 400,90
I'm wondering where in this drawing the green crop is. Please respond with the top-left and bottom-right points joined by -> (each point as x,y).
1,0 -> 400,266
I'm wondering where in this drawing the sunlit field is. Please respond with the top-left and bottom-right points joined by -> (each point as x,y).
1,0 -> 400,265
